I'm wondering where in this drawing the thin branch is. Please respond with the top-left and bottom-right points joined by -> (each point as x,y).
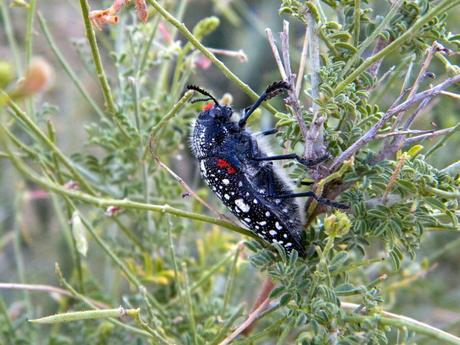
265,25 -> 309,158
296,26 -> 309,97
375,129 -> 437,140
79,0 -> 125,133
242,278 -> 275,336
304,10 -> 327,165
0,283 -> 108,309
330,74 -> 460,171
219,297 -> 271,345
265,28 -> 287,80
342,302 -> 460,345
205,47 -> 248,63
403,127 -> 456,146
441,160 -> 460,176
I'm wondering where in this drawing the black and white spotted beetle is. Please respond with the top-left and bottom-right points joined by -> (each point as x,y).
188,81 -> 347,256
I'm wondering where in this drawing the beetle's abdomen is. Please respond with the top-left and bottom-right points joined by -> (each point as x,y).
199,157 -> 304,254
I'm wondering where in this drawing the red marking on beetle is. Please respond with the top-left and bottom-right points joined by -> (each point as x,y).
216,159 -> 237,174
202,102 -> 214,111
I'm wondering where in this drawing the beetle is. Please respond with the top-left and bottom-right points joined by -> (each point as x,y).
187,81 -> 347,256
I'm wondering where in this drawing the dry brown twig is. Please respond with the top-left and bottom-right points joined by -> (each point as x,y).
330,73 -> 460,171
219,296 -> 271,345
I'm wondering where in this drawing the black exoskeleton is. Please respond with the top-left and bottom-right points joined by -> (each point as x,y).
188,81 -> 347,256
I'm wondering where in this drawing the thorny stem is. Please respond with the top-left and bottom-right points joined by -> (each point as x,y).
334,0 -> 460,94
330,74 -> 460,171
146,0 -> 279,115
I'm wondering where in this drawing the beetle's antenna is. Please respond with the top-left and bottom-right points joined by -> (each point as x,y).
190,97 -> 213,104
187,85 -> 220,106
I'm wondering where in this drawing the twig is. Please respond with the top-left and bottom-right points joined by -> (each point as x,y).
375,129 -> 436,139
296,26 -> 309,97
206,47 -> 248,63
403,127 -> 456,146
440,90 -> 460,100
383,153 -> 408,202
441,160 -> 460,176
368,38 -> 391,78
265,28 -> 287,80
280,21 -> 292,78
342,303 -> 460,345
330,74 -> 460,171
219,297 -> 271,345
394,42 -> 441,129
265,25 -> 309,158
79,0 -> 122,126
0,283 -> 108,309
304,10 -> 327,165
242,278 -> 275,336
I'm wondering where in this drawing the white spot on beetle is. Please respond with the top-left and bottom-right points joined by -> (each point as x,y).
238,181 -> 243,187
286,242 -> 292,247
222,179 -> 229,185
265,211 -> 270,217
224,194 -> 230,200
258,221 -> 267,226
200,161 -> 207,177
283,234 -> 288,238
282,208 -> 288,213
275,222 -> 282,230
244,217 -> 251,223
269,230 -> 277,236
235,199 -> 250,212
253,199 -> 258,204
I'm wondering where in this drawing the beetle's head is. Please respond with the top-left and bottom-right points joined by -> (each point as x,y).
187,85 -> 233,123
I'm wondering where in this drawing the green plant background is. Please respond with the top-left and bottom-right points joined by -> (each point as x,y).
0,0 -> 460,344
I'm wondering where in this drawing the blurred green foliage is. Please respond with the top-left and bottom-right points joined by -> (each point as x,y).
0,0 -> 460,344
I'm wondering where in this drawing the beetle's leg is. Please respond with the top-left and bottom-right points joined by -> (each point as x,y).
252,153 -> 330,167
239,81 -> 290,128
273,191 -> 348,209
254,128 -> 278,136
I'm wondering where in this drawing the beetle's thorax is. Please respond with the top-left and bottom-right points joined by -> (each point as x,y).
190,105 -> 239,159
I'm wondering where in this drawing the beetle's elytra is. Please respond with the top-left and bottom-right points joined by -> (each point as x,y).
188,81 -> 347,256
